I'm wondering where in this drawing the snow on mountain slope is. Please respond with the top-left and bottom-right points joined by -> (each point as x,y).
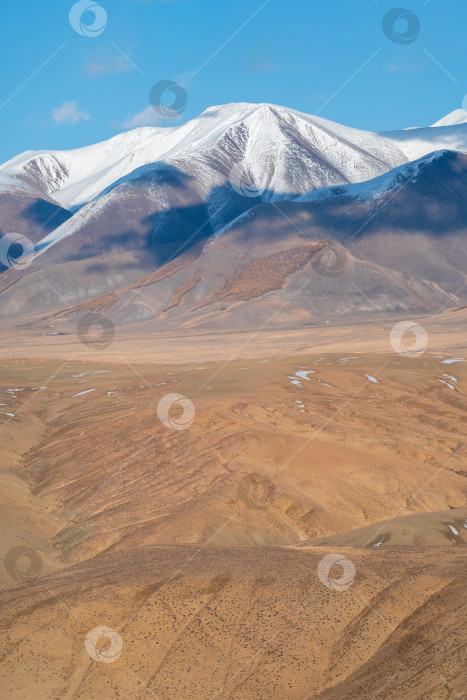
381,110 -> 467,161
3,103 -> 467,216
4,102 -> 467,277
0,103 -> 408,212
213,150 -> 451,241
431,108 -> 467,127
0,127 -> 175,210
17,103 -> 414,262
295,149 -> 448,204
0,165 -> 72,249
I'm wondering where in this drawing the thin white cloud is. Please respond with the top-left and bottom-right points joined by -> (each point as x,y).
245,58 -> 305,73
386,62 -> 424,74
247,60 -> 281,72
117,106 -> 170,129
52,101 -> 91,125
85,55 -> 131,78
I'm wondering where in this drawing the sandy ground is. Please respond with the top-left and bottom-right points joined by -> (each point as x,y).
0,306 -> 465,363
0,343 -> 465,698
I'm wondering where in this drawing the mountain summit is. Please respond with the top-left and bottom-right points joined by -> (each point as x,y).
0,102 -> 466,328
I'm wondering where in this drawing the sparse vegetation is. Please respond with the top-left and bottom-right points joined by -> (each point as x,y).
216,243 -> 328,301
164,276 -> 201,311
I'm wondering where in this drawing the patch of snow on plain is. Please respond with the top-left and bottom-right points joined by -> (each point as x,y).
295,370 -> 315,380
437,379 -> 455,390
72,389 -> 96,398
364,374 -> 379,384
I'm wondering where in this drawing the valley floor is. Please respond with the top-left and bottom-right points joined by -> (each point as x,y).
0,348 -> 465,699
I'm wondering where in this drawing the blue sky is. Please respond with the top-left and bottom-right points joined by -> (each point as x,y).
1,0 -> 466,162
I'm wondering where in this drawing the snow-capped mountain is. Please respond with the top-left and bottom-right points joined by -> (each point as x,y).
3,102 -> 467,255
3,103 -> 467,215
0,103 -> 466,326
3,102 -> 414,269
0,103 -> 409,212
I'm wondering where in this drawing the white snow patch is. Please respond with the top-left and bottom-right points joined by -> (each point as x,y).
295,370 -> 315,380
437,379 -> 455,390
364,374 -> 379,384
72,389 -> 96,398
318,379 -> 334,387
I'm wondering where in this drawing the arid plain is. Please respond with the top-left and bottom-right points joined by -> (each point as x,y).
0,324 -> 466,699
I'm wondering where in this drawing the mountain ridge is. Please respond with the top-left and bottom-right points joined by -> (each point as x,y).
0,103 -> 466,329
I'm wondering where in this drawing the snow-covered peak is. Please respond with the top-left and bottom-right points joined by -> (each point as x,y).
3,101 -> 467,215
0,102 -> 408,211
431,109 -> 467,127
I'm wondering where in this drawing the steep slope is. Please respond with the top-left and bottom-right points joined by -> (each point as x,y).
1,105 -> 466,324
0,102 -> 410,282
3,102 -> 467,221
0,104 -> 409,317
209,149 -> 467,299
25,103 -> 409,260
35,148 -> 463,332
0,170 -> 72,261
0,103 -> 409,211
1,150 -> 466,325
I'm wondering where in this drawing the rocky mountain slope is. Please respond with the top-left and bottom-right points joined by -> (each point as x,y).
0,103 -> 466,329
